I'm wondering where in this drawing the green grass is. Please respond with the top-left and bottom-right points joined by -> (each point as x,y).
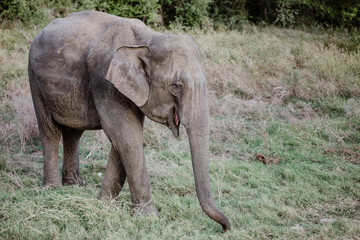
1,19 -> 360,239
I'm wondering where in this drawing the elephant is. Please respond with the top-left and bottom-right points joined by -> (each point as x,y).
28,11 -> 230,231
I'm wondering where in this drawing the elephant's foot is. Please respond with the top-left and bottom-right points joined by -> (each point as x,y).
98,189 -> 114,200
43,178 -> 62,188
62,174 -> 86,186
98,186 -> 123,200
131,201 -> 158,215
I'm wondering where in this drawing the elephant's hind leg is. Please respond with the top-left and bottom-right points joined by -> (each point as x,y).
29,73 -> 62,187
99,146 -> 127,199
40,129 -> 62,187
62,128 -> 85,186
35,111 -> 62,187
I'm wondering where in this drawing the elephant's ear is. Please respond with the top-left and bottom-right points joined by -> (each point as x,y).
105,45 -> 151,107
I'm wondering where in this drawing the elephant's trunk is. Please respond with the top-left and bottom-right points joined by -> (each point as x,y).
183,96 -> 231,232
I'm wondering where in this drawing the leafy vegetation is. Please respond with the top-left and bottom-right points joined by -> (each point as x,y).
1,0 -> 360,29
1,2 -> 360,239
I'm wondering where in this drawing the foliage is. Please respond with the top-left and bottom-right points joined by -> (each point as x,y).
0,0 -> 95,25
1,0 -> 360,29
246,0 -> 360,29
0,0 -> 160,26
310,0 -> 360,29
209,0 -> 248,29
96,0 -> 161,25
160,0 -> 211,28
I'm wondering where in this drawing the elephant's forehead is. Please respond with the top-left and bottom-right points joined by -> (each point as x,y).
151,36 -> 205,84
169,49 -> 188,73
154,54 -> 204,84
153,51 -> 186,74
151,35 -> 199,59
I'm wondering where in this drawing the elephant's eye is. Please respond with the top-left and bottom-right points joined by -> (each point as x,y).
170,82 -> 183,96
174,82 -> 183,89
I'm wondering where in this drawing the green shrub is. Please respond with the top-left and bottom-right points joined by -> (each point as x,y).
246,0 -> 360,29
96,0 -> 161,25
0,0 -> 160,26
209,0 -> 248,29
160,0 -> 210,28
0,0 -> 359,29
0,0 -> 51,25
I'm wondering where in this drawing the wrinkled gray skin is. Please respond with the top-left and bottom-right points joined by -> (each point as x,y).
28,11 -> 230,231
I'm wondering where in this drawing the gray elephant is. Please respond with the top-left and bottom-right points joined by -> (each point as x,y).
28,11 -> 230,231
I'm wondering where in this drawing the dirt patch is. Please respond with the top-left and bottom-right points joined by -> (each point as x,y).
253,153 -> 280,165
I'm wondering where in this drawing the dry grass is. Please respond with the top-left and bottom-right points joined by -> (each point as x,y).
196,27 -> 360,102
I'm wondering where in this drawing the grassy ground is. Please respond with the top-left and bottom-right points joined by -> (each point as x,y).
1,20 -> 360,239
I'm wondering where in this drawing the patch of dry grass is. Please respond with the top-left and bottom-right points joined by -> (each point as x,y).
197,27 -> 360,102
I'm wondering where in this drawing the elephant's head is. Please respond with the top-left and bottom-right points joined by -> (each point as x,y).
105,34 -> 231,231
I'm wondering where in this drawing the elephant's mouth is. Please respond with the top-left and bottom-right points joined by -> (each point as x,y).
167,107 -> 180,138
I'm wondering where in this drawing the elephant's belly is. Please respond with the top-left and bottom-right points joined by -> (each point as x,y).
52,108 -> 101,130
45,90 -> 102,130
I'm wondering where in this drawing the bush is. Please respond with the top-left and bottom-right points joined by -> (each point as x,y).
160,0 -> 210,28
246,0 -> 360,29
96,0 -> 161,25
0,0 -> 359,29
310,0 -> 360,29
0,0 -> 52,25
209,0 -> 248,29
0,0 -> 160,26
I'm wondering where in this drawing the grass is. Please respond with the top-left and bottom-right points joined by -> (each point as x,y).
1,18 -> 360,239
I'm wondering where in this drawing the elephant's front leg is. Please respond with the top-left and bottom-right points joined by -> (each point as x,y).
99,146 -> 127,199
94,94 -> 157,214
119,140 -> 157,214
102,119 -> 157,214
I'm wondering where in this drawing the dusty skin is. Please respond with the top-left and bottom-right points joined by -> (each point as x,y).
28,11 -> 230,231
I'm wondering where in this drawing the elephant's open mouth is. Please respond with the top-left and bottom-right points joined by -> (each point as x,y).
167,107 -> 180,138
174,108 -> 180,127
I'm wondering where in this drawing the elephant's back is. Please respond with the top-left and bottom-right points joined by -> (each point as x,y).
31,11 -> 148,51
29,11 -> 150,71
29,12 -> 114,64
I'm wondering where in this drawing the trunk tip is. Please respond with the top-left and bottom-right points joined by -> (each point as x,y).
221,218 -> 231,232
